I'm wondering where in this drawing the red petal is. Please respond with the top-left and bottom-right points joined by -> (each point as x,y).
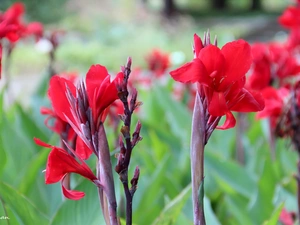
230,88 -> 265,112
75,137 -> 93,160
48,76 -> 76,123
170,59 -> 210,85
61,177 -> 85,200
95,72 -> 122,120
217,111 -> 236,130
208,91 -> 228,116
86,64 -> 109,100
198,44 -> 225,90
34,138 -> 52,148
220,40 -> 252,90
45,147 -> 97,184
193,34 -> 203,58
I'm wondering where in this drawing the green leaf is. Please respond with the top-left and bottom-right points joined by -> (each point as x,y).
50,181 -> 105,225
223,194 -> 253,225
152,85 -> 191,145
249,153 -> 279,224
152,184 -> 191,225
204,196 -> 221,225
0,182 -> 49,225
262,203 -> 284,225
205,150 -> 256,197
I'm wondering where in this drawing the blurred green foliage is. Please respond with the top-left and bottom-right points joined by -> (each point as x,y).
0,0 -> 68,23
0,0 -> 297,224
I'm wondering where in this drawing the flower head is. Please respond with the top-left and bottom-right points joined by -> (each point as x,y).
34,138 -> 98,200
145,49 -> 170,77
170,33 -> 264,129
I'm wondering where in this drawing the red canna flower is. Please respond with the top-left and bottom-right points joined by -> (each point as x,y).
170,33 -> 264,129
34,138 -> 99,200
256,87 -> 289,128
48,64 -> 123,157
279,6 -> 300,29
247,43 -> 271,90
24,21 -> 43,40
145,49 -> 170,77
248,42 -> 300,90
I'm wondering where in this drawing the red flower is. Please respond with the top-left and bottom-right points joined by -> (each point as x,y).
247,43 -> 271,90
256,87 -> 289,128
170,34 -> 264,129
48,65 -> 123,157
0,2 -> 25,42
279,6 -> 300,29
24,22 -> 43,40
34,138 -> 98,200
145,49 -> 170,77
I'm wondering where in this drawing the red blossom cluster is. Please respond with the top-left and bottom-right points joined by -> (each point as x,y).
0,2 -> 43,78
35,65 -> 123,200
249,0 -> 300,142
145,48 -> 170,77
170,33 -> 264,130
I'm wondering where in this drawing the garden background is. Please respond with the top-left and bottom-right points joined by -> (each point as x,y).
0,0 -> 296,224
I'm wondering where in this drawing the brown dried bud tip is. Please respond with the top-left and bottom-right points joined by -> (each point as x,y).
130,88 -> 138,111
130,166 -> 140,186
121,126 -> 130,139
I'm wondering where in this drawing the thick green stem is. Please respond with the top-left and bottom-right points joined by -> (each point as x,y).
191,93 -> 206,225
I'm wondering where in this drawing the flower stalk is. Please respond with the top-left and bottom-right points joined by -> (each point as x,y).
115,57 -> 142,225
191,92 -> 206,225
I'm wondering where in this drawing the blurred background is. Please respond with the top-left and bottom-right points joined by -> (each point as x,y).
0,1 -> 297,225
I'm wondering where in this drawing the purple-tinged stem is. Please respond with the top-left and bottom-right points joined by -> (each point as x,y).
97,124 -> 118,225
191,93 -> 206,225
297,161 -> 300,222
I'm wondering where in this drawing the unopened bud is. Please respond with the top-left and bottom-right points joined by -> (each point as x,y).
126,57 -> 132,69
130,166 -> 140,187
132,121 -> 142,147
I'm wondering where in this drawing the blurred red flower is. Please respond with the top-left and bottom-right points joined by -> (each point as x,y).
256,87 -> 290,128
279,208 -> 295,225
279,6 -> 300,29
248,42 -> 300,90
170,34 -> 264,129
145,49 -> 170,77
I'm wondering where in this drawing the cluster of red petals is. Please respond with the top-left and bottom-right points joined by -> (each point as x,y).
248,43 -> 300,90
170,34 -> 264,129
34,138 -> 97,200
278,1 -> 300,50
278,6 -> 300,29
145,49 -> 170,77
0,2 -> 44,78
41,73 -> 79,141
256,87 -> 290,128
48,65 -> 122,159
